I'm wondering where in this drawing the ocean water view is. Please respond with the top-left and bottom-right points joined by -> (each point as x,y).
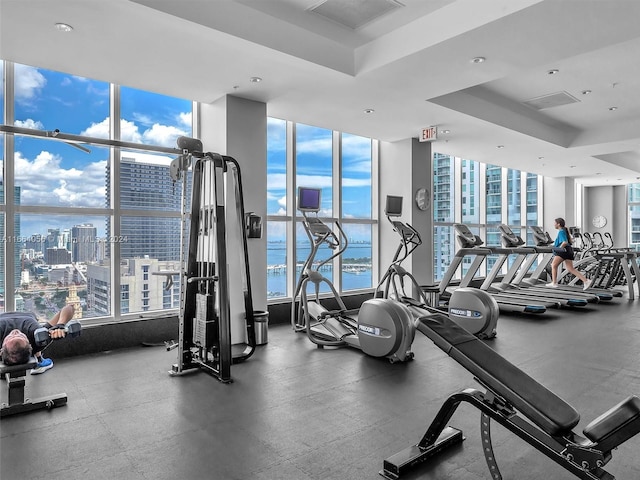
267,242 -> 372,298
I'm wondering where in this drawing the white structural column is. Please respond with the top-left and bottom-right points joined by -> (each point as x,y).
200,95 -> 268,338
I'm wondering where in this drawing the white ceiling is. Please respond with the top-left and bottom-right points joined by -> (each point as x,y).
2,0 -> 640,186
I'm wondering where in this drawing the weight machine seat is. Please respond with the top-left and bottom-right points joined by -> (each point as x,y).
0,357 -> 38,375
416,314 -> 580,437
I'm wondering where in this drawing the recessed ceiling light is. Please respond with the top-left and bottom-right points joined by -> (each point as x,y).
470,57 -> 486,64
363,108 -> 375,114
496,145 -> 504,149
609,106 -> 618,111
582,90 -> 592,95
249,77 -> 262,83
570,165 -> 576,168
54,22 -> 73,32
538,156 -> 544,160
441,129 -> 450,134
547,69 -> 559,75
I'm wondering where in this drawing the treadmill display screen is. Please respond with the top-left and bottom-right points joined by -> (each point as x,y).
385,195 -> 403,217
298,187 -> 321,212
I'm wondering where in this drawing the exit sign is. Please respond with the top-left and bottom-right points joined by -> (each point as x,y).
420,126 -> 438,142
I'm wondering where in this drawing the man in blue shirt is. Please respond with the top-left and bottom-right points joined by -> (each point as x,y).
547,218 -> 592,290
0,304 -> 75,374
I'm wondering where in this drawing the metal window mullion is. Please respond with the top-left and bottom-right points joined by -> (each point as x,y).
333,130 -> 342,292
478,162 -> 487,276
4,61 -> 16,310
371,139 -> 379,286
520,171 -> 527,231
538,174 -> 543,227
110,83 -> 121,321
288,120 -> 296,300
501,167 -> 508,225
454,156 -> 462,224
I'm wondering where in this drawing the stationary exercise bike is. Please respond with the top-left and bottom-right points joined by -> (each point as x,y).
375,195 -> 499,339
291,187 -> 415,363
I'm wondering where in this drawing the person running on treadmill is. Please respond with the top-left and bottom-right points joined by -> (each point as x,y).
546,218 -> 592,290
0,304 -> 76,374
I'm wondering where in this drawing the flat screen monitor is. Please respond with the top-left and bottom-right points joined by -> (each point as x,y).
298,187 -> 321,212
385,195 -> 403,217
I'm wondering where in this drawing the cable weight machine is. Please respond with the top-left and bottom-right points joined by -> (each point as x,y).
167,136 -> 256,383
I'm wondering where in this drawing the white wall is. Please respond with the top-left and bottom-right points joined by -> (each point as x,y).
543,176 -> 577,234
379,138 -> 433,286
583,185 -> 627,246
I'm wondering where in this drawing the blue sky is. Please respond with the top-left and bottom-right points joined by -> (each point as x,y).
266,118 -> 373,220
5,63 -> 191,238
3,62 -> 373,242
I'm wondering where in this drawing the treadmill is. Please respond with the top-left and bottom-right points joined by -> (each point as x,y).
446,225 -> 552,314
489,225 -> 596,307
524,226 -> 615,301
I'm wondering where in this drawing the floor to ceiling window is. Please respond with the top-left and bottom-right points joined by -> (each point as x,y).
1,60 -> 193,319
432,153 -> 542,282
629,184 -> 640,251
266,119 -> 375,300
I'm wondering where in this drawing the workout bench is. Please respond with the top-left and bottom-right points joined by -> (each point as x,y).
0,357 -> 67,417
381,314 -> 640,480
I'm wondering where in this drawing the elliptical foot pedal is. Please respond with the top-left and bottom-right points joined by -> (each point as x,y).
380,426 -> 464,479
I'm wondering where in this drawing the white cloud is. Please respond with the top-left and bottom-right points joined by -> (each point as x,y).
178,112 -> 192,127
15,118 -> 44,130
296,174 -> 333,187
277,195 -> 287,208
81,117 -> 110,139
296,137 -> 332,154
14,150 -> 107,208
342,177 -> 371,187
132,112 -> 153,126
120,119 -> 143,143
267,173 -> 287,189
344,159 -> 372,173
142,123 -> 188,148
14,64 -> 46,103
81,117 -> 186,147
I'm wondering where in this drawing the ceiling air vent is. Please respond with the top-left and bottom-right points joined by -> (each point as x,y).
308,0 -> 404,30
523,91 -> 580,110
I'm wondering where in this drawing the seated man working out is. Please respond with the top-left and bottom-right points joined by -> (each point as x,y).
0,305 -> 76,374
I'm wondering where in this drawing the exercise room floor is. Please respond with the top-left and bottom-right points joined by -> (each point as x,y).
2,294 -> 640,480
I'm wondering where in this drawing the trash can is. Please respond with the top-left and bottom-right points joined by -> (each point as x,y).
253,310 -> 269,346
421,285 -> 440,308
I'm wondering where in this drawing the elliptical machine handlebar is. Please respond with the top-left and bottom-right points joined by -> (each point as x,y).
301,213 -> 349,270
388,216 -> 422,266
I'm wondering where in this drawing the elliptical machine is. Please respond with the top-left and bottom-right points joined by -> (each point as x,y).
291,187 -> 415,363
375,195 -> 499,339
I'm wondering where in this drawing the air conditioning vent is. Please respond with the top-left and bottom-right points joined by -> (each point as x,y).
308,0 -> 404,30
523,91 -> 580,110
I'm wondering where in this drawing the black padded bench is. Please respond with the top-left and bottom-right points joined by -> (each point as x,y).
381,314 -> 640,480
0,357 -> 67,417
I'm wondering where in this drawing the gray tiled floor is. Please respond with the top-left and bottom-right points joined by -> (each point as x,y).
2,293 -> 640,479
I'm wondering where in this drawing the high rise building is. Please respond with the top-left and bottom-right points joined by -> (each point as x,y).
46,247 -> 72,265
87,257 -> 180,315
106,156 -> 185,262
72,223 -> 97,263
